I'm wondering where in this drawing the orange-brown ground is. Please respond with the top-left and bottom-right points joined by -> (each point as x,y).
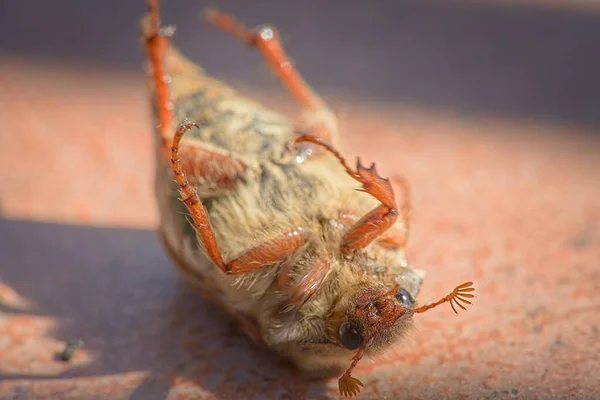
1,1 -> 600,398
1,58 -> 599,399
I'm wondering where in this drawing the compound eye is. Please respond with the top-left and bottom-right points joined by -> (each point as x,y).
339,322 -> 363,350
395,288 -> 414,307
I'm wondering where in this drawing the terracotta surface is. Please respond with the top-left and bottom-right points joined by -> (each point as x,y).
1,1 -> 600,399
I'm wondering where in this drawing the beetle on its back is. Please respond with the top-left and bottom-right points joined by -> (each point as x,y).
141,1 -> 475,396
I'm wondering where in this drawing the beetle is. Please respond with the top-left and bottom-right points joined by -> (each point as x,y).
141,0 -> 475,396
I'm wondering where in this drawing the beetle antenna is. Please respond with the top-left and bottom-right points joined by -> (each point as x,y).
413,281 -> 475,315
379,283 -> 400,299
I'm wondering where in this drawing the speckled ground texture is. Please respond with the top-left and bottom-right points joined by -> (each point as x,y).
1,1 -> 600,399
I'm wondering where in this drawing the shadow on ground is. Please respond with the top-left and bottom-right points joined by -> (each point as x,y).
0,218 -> 327,399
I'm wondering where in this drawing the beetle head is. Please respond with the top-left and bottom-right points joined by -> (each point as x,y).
326,269 -> 475,396
326,266 -> 424,353
326,283 -> 416,356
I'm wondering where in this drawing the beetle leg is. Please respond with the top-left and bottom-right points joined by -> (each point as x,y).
176,142 -> 247,189
341,203 -> 397,254
143,0 -> 248,188
225,229 -> 307,274
279,254 -> 330,308
341,212 -> 408,251
340,159 -> 400,253
376,232 -> 408,250
376,176 -> 411,250
171,122 -> 306,275
204,10 -> 338,143
339,175 -> 411,252
295,135 -> 399,253
339,210 -> 406,250
160,228 -> 266,343
143,0 -> 173,146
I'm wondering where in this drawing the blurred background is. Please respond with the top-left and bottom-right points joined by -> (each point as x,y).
1,1 -> 599,399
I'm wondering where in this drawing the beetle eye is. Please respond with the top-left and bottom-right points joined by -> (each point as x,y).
339,322 -> 362,350
395,288 -> 414,307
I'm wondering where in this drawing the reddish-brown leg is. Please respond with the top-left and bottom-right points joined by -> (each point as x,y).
204,10 -> 338,143
339,175 -> 411,251
278,254 -> 330,308
171,123 -> 306,275
376,230 -> 408,250
176,143 -> 247,189
159,229 -> 265,344
338,348 -> 365,397
143,0 -> 173,142
144,0 -> 248,187
295,135 -> 398,254
341,213 -> 407,251
376,176 -> 412,250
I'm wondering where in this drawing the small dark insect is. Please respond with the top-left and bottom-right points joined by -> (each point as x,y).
141,0 -> 476,396
56,339 -> 84,362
